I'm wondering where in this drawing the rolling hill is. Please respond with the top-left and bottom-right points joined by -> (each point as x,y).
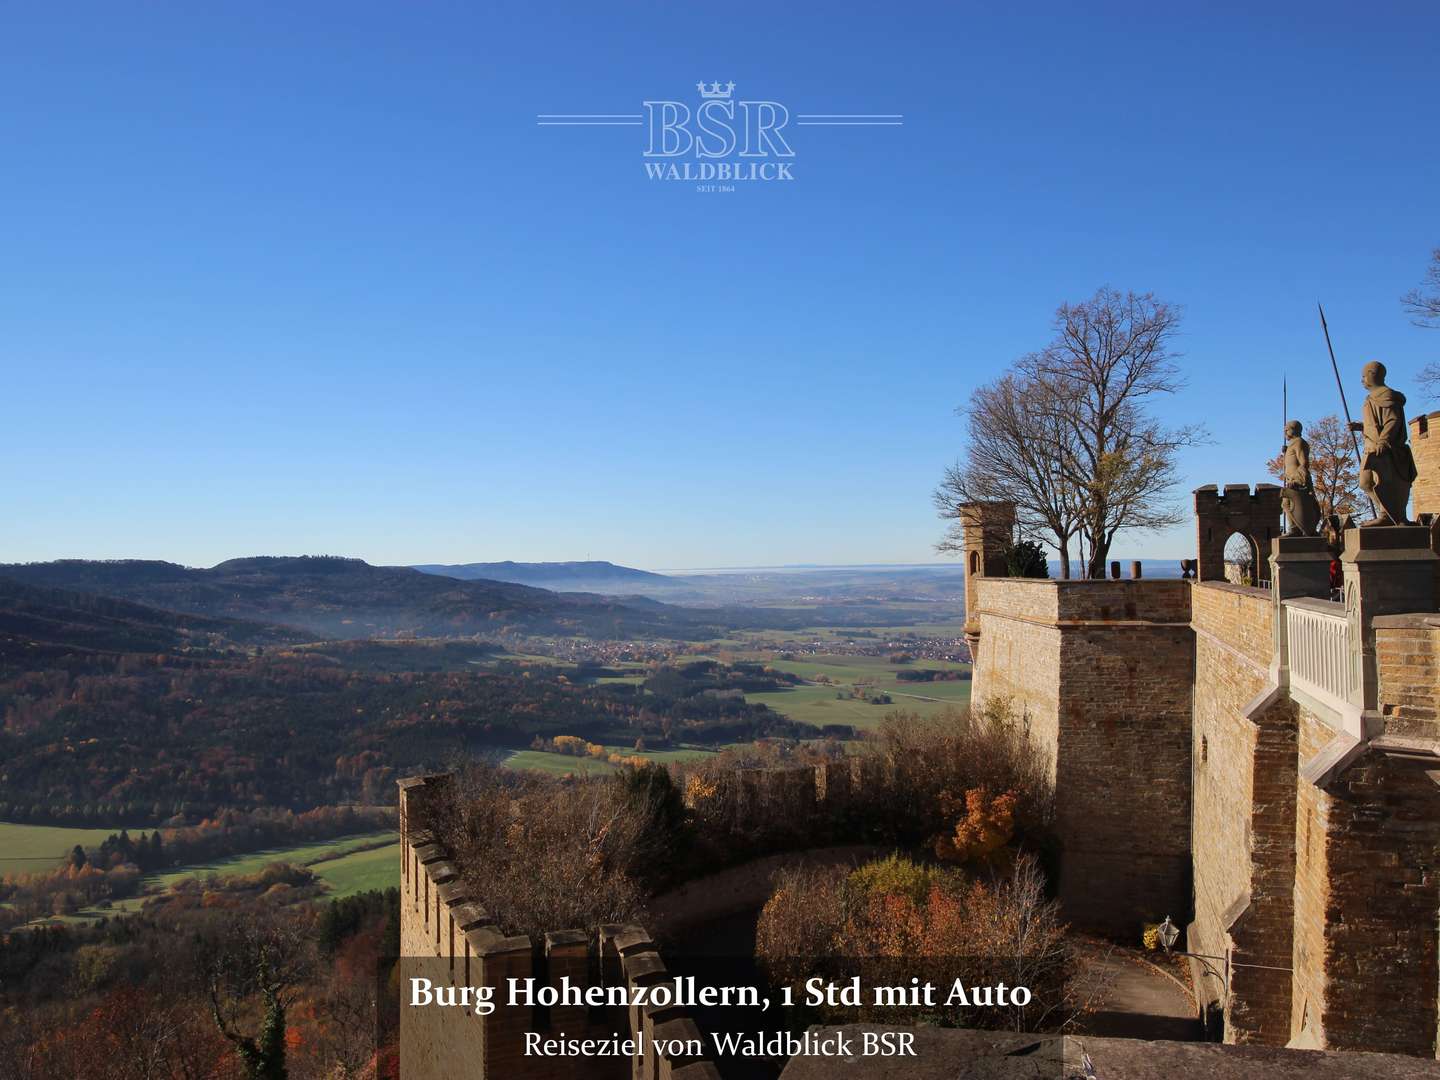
0,556 -> 719,640
0,576 -> 301,667
414,559 -> 676,592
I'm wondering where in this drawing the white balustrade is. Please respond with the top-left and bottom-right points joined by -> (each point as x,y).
1284,598 -> 1354,719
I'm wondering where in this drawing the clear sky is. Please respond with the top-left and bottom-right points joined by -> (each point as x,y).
4,2 -> 1438,569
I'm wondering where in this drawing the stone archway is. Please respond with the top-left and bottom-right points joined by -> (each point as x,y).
1194,484 -> 1283,583
1224,531 -> 1260,587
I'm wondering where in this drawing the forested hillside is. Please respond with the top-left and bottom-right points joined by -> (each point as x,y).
0,585 -> 816,824
0,556 -> 723,639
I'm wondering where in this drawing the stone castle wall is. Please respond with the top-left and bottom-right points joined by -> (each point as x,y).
971,579 -> 1060,776
974,563 -> 1440,1058
1375,614 -> 1440,742
1189,582 -> 1298,1043
397,775 -> 721,1080
971,578 -> 1193,936
1411,412 -> 1440,519
1291,732 -> 1440,1056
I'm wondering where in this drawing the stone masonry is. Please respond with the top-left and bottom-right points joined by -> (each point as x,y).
971,576 -> 1193,937
965,486 -> 1440,1057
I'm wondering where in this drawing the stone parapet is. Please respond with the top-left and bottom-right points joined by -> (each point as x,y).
1373,613 -> 1440,742
398,775 -> 717,1080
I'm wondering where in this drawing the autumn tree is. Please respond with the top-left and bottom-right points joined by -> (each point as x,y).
1023,288 -> 1204,578
1402,247 -> 1440,400
1266,413 -> 1363,520
934,788 -> 1018,864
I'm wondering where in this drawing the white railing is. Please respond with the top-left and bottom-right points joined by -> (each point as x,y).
1284,598 -> 1355,717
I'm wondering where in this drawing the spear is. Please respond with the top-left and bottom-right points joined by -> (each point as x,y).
1318,303 -> 1364,469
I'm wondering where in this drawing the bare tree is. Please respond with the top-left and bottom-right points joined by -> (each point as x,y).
1402,247 -> 1440,327
200,914 -> 314,1080
935,373 -> 1085,579
1023,288 -> 1204,578
1403,248 -> 1440,401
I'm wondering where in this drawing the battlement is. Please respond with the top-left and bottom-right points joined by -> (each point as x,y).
1193,482 -> 1284,507
398,775 -> 720,1080
1193,483 -> 1283,582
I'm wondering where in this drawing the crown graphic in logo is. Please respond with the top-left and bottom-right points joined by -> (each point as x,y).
696,81 -> 735,100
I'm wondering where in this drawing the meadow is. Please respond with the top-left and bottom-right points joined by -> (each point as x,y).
9,829 -> 402,925
745,653 -> 972,730
310,840 -> 400,896
139,830 -> 398,893
0,822 -> 148,877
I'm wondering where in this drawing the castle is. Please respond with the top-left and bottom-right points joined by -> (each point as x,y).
396,409 -> 1440,1075
963,409 -> 1440,1054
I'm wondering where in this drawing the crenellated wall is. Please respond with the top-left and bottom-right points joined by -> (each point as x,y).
397,775 -> 722,1080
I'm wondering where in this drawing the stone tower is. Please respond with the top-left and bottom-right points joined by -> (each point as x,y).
959,501 -> 1015,662
1193,484 -> 1283,582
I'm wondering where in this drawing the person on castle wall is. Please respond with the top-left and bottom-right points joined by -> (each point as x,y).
1279,420 -> 1322,536
1350,360 -> 1417,526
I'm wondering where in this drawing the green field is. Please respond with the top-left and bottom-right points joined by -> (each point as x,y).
12,828 -> 402,926
311,842 -> 400,897
744,653 -> 971,730
0,822 -> 149,876
142,830 -> 398,892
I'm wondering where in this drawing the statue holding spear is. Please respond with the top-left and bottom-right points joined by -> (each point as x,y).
1317,306 -> 1416,526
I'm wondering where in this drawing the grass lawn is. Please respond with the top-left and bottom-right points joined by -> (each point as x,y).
311,842 -> 400,897
0,821 -> 150,876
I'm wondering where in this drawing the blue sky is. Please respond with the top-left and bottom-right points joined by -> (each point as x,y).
4,2 -> 1438,569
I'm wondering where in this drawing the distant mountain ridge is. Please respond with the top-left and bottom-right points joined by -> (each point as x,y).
414,559 -> 673,589
0,556 -> 716,640
0,575 -> 300,666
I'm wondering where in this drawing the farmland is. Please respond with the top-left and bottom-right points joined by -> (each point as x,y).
744,653 -> 971,729
7,829 -> 401,925
139,830 -> 398,894
311,840 -> 400,896
0,821 -> 147,877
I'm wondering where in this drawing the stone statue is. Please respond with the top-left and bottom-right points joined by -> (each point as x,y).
1279,420 -> 1322,536
1349,361 -> 1417,526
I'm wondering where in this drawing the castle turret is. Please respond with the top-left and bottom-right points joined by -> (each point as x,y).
959,501 -> 1015,663
1193,483 -> 1283,583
